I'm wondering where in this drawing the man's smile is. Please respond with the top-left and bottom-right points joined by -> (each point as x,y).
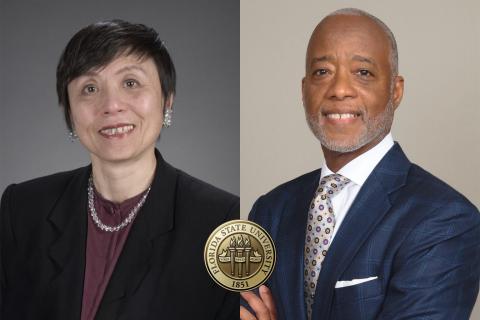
321,111 -> 362,125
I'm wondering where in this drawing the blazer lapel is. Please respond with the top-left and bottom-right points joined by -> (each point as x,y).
47,166 -> 90,319
312,143 -> 410,320
274,170 -> 320,320
95,151 -> 177,319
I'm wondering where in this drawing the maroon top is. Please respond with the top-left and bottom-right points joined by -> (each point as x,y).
80,187 -> 148,320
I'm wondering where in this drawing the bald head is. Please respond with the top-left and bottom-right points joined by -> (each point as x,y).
307,8 -> 398,77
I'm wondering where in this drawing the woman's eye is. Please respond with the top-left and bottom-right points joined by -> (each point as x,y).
82,85 -> 97,95
124,79 -> 138,88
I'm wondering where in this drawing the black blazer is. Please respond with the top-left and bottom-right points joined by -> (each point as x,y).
0,151 -> 239,319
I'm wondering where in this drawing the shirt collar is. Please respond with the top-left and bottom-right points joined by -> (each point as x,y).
320,133 -> 394,187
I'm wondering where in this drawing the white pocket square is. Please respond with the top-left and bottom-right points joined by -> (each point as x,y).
335,276 -> 378,288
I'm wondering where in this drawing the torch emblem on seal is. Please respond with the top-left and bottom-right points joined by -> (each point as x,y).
218,235 -> 263,278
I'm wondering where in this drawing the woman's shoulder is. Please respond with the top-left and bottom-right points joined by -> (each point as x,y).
171,169 -> 240,225
1,166 -> 89,209
175,169 -> 238,205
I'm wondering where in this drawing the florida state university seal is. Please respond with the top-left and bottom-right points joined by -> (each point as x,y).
204,219 -> 276,292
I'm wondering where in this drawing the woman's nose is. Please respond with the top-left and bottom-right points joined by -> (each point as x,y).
100,89 -> 125,115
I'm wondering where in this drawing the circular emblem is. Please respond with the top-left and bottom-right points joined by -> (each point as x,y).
204,219 -> 276,292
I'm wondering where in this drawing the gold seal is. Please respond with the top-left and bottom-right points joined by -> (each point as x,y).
204,219 -> 276,292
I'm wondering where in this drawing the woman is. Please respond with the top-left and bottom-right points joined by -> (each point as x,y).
0,20 -> 238,319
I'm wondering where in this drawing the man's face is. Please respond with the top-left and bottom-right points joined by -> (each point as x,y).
302,15 -> 403,153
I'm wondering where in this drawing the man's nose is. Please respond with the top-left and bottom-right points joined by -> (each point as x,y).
326,70 -> 356,100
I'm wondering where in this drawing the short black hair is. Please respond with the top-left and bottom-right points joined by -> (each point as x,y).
56,19 -> 176,131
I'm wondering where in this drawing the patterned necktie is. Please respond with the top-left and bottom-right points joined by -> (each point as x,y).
304,174 -> 350,319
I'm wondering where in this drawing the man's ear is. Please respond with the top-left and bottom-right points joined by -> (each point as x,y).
392,75 -> 404,110
301,77 -> 306,107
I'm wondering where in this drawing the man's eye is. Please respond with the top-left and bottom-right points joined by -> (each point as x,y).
82,85 -> 97,94
357,69 -> 372,77
313,69 -> 328,76
124,79 -> 138,88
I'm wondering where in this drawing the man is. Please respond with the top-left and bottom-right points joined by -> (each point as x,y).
240,8 -> 480,320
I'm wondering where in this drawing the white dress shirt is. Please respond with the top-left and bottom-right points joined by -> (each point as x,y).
319,133 -> 394,241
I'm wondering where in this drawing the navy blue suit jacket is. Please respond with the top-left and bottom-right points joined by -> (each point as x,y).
249,143 -> 480,319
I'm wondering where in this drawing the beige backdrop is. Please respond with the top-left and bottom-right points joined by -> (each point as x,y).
240,0 -> 480,317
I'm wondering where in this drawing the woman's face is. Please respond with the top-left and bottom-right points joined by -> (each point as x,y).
68,54 -> 166,164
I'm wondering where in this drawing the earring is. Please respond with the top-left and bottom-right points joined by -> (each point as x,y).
68,131 -> 78,142
163,108 -> 173,128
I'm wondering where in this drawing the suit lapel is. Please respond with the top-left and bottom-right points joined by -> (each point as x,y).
47,166 -> 90,319
312,143 -> 410,319
95,151 -> 177,319
274,170 -> 320,320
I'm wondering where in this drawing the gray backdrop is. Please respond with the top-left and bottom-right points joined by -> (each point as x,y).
240,0 -> 480,316
0,0 -> 239,196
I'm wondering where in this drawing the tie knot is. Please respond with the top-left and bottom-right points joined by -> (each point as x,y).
319,174 -> 350,195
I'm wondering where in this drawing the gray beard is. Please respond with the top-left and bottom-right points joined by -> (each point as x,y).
306,97 -> 395,153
